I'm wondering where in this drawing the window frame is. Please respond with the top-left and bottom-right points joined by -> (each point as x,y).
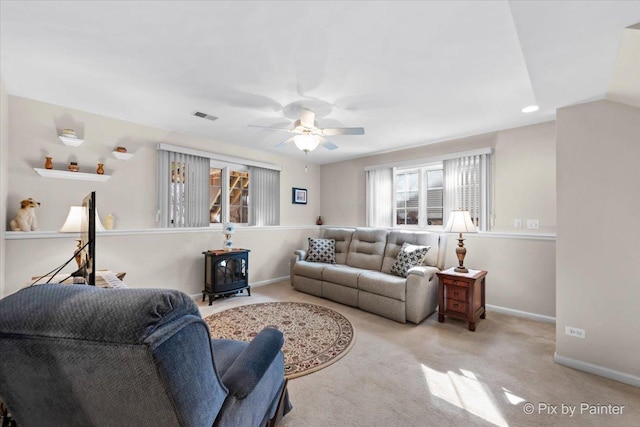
210,160 -> 250,226
394,162 -> 444,229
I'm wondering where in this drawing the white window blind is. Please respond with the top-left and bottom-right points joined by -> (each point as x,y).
157,148 -> 210,227
249,166 -> 280,226
443,153 -> 490,231
367,148 -> 492,231
366,168 -> 393,227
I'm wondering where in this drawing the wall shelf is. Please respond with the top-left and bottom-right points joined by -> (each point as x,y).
58,135 -> 85,146
34,168 -> 110,182
112,151 -> 133,160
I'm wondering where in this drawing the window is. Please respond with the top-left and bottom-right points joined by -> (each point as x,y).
394,164 -> 443,227
395,170 -> 419,225
367,149 -> 491,231
158,144 -> 280,228
209,165 -> 251,225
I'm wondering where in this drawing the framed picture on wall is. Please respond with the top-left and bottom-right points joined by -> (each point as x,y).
292,187 -> 307,205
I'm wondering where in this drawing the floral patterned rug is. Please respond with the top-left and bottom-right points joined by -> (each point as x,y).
204,302 -> 355,379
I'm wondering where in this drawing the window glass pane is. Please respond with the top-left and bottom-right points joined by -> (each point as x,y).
209,168 -> 222,223
408,173 -> 419,190
395,171 -> 419,226
229,170 -> 249,224
427,169 -> 443,187
405,209 -> 419,225
170,161 -> 186,226
426,168 -> 443,225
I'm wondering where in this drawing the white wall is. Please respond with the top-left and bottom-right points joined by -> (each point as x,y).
556,99 -> 640,385
0,77 -> 8,298
320,122 -> 557,318
3,96 -> 321,297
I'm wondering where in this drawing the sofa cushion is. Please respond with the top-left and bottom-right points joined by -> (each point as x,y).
389,242 -> 431,278
381,230 -> 442,273
346,228 -> 388,271
293,260 -> 325,280
322,228 -> 354,264
305,238 -> 336,263
322,265 -> 363,288
358,271 -> 407,301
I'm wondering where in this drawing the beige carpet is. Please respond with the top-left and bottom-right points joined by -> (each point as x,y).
198,282 -> 639,427
204,301 -> 355,379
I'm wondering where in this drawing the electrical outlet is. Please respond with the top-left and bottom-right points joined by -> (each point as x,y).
526,219 -> 539,229
514,218 -> 522,228
565,326 -> 586,339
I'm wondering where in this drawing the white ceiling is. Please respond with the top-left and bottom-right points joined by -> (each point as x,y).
1,1 -> 639,164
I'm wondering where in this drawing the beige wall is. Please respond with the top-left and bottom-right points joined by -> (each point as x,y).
0,78 -> 8,297
493,122 -> 556,233
6,96 -> 321,231
4,227 -> 314,297
3,96 -> 321,297
320,122 -> 557,318
556,99 -> 640,385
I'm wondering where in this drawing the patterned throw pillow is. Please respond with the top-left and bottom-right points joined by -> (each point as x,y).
390,242 -> 431,277
305,238 -> 337,263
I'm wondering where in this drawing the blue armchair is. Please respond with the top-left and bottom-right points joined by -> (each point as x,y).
0,284 -> 291,426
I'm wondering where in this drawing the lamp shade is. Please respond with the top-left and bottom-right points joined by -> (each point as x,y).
444,209 -> 477,234
59,206 -> 105,232
293,134 -> 320,152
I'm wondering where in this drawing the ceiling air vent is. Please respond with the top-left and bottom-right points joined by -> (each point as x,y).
193,111 -> 218,122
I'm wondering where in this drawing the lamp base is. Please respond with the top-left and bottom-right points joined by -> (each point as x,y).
454,233 -> 470,274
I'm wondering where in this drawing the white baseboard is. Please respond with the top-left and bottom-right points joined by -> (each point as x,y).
250,276 -> 289,287
554,353 -> 640,388
486,304 -> 556,323
189,276 -> 289,300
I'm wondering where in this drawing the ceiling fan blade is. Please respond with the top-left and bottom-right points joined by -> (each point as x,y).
248,124 -> 296,133
300,108 -> 315,128
275,136 -> 295,148
321,127 -> 365,136
321,140 -> 339,151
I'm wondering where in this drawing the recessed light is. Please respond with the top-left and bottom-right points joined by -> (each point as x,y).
521,105 -> 539,113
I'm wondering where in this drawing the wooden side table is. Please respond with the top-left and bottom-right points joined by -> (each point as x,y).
202,249 -> 250,305
436,268 -> 487,331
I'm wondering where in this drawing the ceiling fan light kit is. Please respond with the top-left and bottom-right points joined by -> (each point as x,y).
250,107 -> 364,154
293,134 -> 320,152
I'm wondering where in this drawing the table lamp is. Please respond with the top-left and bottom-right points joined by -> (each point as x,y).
444,209 -> 477,273
59,206 -> 105,270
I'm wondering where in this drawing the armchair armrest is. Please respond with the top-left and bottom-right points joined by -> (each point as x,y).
220,328 -> 284,399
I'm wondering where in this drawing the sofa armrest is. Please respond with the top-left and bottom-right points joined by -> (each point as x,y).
405,266 -> 440,324
220,328 -> 284,399
294,249 -> 307,261
290,250 -> 307,286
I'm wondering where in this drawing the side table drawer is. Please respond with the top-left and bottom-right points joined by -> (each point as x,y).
447,299 -> 467,314
446,285 -> 467,302
442,277 -> 469,288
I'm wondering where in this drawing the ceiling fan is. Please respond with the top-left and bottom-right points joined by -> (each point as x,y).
250,108 -> 365,153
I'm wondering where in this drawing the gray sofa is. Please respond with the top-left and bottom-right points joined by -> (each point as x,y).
291,227 -> 446,324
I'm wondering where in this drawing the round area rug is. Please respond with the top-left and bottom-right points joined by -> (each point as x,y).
204,302 -> 355,379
